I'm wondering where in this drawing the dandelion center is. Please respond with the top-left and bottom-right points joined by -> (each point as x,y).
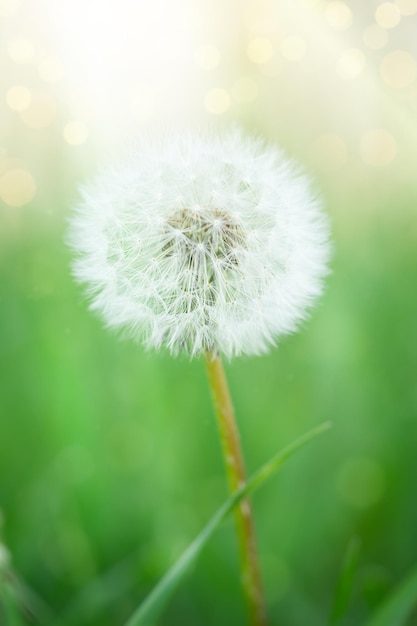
163,206 -> 246,272
155,206 -> 248,350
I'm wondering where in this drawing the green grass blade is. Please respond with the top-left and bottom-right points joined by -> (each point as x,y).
124,421 -> 332,626
0,579 -> 25,626
365,564 -> 417,626
330,537 -> 361,625
0,567 -> 53,626
13,576 -> 54,625
53,553 -> 139,626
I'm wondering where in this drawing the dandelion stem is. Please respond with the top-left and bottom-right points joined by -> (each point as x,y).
204,351 -> 268,626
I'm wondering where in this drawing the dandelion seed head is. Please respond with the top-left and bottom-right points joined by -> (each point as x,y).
69,128 -> 330,358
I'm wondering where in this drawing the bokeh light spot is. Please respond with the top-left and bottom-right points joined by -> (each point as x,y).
281,37 -> 306,61
195,45 -> 220,70
7,37 -> 35,64
20,93 -> 56,129
247,37 -> 273,64
325,2 -> 353,30
0,168 -> 36,207
231,77 -> 259,103
38,57 -> 62,83
395,0 -> 417,14
360,129 -> 397,166
337,49 -> 366,79
311,134 -> 348,170
204,88 -> 231,114
337,458 -> 385,508
6,85 -> 31,111
380,50 -> 417,87
63,121 -> 88,145
363,24 -> 389,50
375,2 -> 401,28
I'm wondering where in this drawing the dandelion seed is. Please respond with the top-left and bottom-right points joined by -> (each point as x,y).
69,128 -> 330,358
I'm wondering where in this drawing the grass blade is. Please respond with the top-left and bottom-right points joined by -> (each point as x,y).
330,537 -> 361,625
124,421 -> 332,626
365,564 -> 417,626
0,539 -> 53,625
0,578 -> 25,626
53,553 -> 139,626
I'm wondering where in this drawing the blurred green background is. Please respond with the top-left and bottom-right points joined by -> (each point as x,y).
1,0 -> 417,624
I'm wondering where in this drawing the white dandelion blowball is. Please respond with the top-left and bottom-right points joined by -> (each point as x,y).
69,128 -> 330,358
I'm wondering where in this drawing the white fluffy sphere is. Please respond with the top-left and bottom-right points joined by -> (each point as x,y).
69,128 -> 330,358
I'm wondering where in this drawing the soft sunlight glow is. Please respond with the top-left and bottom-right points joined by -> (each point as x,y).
281,37 -> 306,61
6,85 -> 31,111
259,59 -> 283,77
195,45 -> 221,70
247,37 -> 274,64
41,0 -> 199,137
325,2 -> 353,30
375,2 -> 401,28
130,84 -> 155,121
0,168 -> 36,206
380,50 -> 417,88
311,134 -> 348,170
63,121 -> 88,145
20,93 -> 56,129
337,49 -> 366,80
7,37 -> 35,64
395,0 -> 417,15
204,88 -> 231,114
363,24 -> 389,50
360,129 -> 397,166
231,77 -> 259,103
0,0 -> 21,17
301,0 -> 325,8
38,57 -> 62,83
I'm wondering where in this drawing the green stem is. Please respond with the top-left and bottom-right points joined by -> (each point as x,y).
204,352 -> 268,626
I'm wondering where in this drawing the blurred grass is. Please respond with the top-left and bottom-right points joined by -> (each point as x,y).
1,152 -> 417,625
